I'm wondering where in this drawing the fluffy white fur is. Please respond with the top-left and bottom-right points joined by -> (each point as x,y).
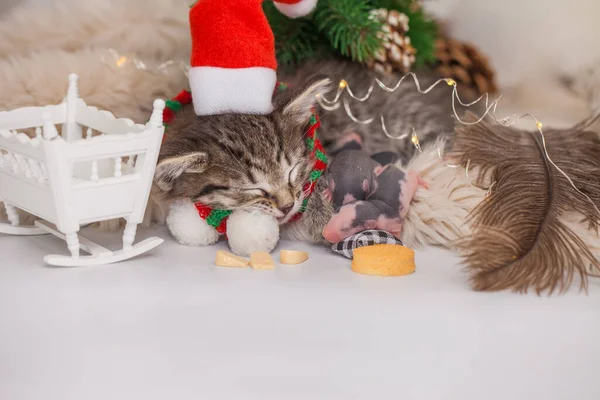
226,211 -> 280,257
167,199 -> 220,247
399,145 -> 485,249
0,48 -> 188,122
0,0 -> 191,62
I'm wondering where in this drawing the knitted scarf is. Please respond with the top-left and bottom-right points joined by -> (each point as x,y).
163,83 -> 328,234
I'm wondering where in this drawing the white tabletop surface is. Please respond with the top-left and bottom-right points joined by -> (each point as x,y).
1,227 -> 599,400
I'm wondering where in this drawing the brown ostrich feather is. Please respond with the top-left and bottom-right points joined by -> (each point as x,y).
449,116 -> 600,294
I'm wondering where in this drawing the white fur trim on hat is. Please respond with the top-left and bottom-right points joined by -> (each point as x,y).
274,0 -> 318,19
189,66 -> 277,116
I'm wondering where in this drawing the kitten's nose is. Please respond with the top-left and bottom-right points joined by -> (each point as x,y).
280,203 -> 294,216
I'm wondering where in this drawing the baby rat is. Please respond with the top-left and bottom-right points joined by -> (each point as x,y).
322,159 -> 426,243
323,149 -> 382,208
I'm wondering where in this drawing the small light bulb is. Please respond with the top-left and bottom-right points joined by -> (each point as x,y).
536,121 -> 543,130
445,78 -> 456,86
116,56 -> 128,67
411,130 -> 422,152
315,93 -> 322,100
339,80 -> 348,89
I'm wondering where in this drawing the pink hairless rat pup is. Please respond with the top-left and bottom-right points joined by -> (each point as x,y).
322,149 -> 427,243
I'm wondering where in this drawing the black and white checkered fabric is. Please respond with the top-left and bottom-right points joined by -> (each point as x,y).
331,230 -> 403,259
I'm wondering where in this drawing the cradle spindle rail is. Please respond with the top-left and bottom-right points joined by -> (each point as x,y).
0,74 -> 165,266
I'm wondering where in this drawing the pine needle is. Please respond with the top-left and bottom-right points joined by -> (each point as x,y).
263,2 -> 322,65
314,0 -> 383,63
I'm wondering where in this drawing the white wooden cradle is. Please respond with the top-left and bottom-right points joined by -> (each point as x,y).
0,74 -> 165,267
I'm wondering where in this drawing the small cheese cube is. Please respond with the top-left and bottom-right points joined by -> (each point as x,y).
280,250 -> 309,265
250,251 -> 275,270
215,250 -> 249,268
351,244 -> 415,277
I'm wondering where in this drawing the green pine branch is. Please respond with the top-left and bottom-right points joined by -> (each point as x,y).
314,0 -> 383,63
263,2 -> 323,65
265,0 -> 438,68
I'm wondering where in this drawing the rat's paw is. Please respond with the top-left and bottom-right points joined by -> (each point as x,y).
407,170 -> 429,190
413,171 -> 429,189
227,210 -> 280,256
167,199 -> 219,246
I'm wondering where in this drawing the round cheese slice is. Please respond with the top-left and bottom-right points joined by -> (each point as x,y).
351,244 -> 415,277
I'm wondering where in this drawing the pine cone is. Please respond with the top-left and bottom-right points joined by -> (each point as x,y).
368,9 -> 416,75
434,37 -> 497,98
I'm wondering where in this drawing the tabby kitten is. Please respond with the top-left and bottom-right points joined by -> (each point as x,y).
154,77 -> 332,229
154,60 -> 463,242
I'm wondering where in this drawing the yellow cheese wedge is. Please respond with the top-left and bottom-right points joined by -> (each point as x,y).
351,244 -> 415,277
250,251 -> 275,270
215,250 -> 249,268
280,250 -> 309,265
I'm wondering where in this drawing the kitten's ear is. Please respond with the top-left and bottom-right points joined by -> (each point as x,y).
154,152 -> 208,191
277,75 -> 332,124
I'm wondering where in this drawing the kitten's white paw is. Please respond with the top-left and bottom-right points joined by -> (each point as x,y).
227,210 -> 279,257
167,199 -> 219,247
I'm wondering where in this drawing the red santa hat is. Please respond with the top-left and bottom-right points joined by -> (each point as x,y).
188,0 -> 317,116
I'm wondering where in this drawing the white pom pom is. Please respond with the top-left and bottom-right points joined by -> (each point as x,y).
273,0 -> 318,19
227,211 -> 280,257
166,199 -> 219,246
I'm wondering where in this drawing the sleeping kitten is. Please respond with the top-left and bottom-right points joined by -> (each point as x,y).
154,77 -> 332,231
153,60 -> 463,243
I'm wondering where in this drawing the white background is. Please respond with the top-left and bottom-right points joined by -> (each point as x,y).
2,228 -> 600,400
425,0 -> 600,86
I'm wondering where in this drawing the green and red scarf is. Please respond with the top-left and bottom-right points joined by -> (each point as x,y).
163,83 -> 327,234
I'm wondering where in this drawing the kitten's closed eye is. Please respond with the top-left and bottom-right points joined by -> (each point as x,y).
243,188 -> 271,197
196,184 -> 230,198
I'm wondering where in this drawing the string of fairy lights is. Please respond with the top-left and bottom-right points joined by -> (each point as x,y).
102,48 -> 190,77
104,48 -> 600,217
316,74 -> 600,217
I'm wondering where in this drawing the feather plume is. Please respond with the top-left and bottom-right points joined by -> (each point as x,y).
449,117 -> 600,294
